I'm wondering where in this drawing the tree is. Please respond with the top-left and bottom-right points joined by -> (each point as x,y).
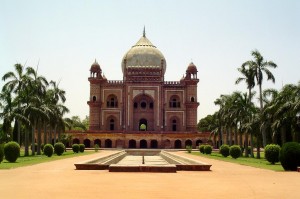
0,88 -> 15,141
26,66 -> 49,155
198,113 -> 219,148
230,92 -> 256,157
1,63 -> 70,157
45,81 -> 68,144
198,115 -> 214,132
270,84 -> 297,145
214,95 -> 231,147
250,50 -> 277,147
235,62 -> 256,157
2,64 -> 28,144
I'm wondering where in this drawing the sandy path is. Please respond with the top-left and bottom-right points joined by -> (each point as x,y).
1,150 -> 299,199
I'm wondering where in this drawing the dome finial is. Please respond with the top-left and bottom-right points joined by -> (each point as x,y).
143,26 -> 146,37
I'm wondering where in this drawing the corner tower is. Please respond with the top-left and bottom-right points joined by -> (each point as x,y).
184,62 -> 199,131
87,60 -> 106,130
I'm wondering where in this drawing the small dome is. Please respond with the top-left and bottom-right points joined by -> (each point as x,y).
121,30 -> 166,74
187,62 -> 197,73
90,60 -> 101,73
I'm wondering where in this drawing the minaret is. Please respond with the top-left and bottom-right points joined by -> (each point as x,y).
88,59 -> 105,130
184,62 -> 199,131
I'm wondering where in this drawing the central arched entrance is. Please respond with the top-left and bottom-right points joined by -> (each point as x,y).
133,94 -> 154,131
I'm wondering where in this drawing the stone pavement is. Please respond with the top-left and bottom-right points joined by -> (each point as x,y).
1,150 -> 300,199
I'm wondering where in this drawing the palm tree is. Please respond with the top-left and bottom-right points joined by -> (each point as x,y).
292,81 -> 300,142
49,80 -> 66,104
261,88 -> 279,144
271,84 -> 297,144
236,62 -> 256,107
0,88 -> 15,138
235,63 -> 256,157
46,81 -> 67,144
2,64 -> 28,144
214,95 -> 230,147
208,113 -> 220,148
25,66 -> 49,155
229,92 -> 256,157
250,50 -> 277,147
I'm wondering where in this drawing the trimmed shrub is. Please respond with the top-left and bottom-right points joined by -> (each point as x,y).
43,144 -> 54,157
265,144 -> 281,164
41,144 -> 44,152
72,144 -> 79,153
4,141 -> 20,163
230,145 -> 241,159
220,144 -> 230,157
0,144 -> 4,163
54,142 -> 65,156
279,142 -> 300,171
204,145 -> 212,154
79,144 -> 85,153
199,145 -> 205,154
94,144 -> 99,152
186,145 -> 192,153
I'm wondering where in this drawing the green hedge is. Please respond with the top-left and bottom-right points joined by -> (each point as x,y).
280,142 -> 300,171
43,144 -> 54,157
54,142 -> 65,156
204,145 -> 212,154
199,145 -> 205,154
4,141 -> 20,162
265,144 -> 281,164
220,144 -> 230,157
72,144 -> 79,153
79,144 -> 85,153
230,145 -> 241,159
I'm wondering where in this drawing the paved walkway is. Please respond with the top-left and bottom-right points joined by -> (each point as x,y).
1,150 -> 299,199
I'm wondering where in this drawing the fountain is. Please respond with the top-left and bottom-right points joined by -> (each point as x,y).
75,149 -> 211,173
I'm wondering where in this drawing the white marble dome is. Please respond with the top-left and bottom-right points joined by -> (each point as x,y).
121,31 -> 166,74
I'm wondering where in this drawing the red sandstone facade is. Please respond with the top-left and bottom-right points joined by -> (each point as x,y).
72,31 -> 209,148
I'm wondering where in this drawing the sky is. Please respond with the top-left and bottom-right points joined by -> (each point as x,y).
1,0 -> 299,121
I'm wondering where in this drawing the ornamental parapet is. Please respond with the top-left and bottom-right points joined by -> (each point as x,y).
164,81 -> 181,85
80,130 -> 210,135
107,80 -> 123,84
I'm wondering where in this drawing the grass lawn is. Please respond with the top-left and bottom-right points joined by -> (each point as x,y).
190,151 -> 284,171
0,150 -> 95,170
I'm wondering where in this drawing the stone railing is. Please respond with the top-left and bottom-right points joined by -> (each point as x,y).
107,80 -> 123,84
